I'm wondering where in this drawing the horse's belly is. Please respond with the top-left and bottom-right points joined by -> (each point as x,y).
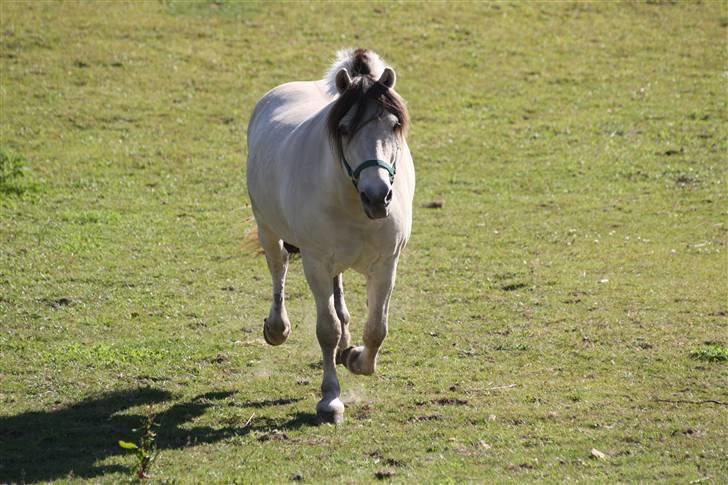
248,175 -> 296,242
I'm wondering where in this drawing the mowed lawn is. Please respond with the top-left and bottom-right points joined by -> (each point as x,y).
1,1 -> 726,482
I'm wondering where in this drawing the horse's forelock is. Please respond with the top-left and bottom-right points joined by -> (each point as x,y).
327,76 -> 409,159
327,77 -> 364,159
370,82 -> 409,138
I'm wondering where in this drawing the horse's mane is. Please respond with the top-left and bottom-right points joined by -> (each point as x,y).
325,49 -> 410,161
324,49 -> 387,96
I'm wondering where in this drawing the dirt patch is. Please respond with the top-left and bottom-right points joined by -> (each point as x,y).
351,404 -> 373,420
432,398 -> 468,406
374,469 -> 395,480
422,200 -> 444,209
47,297 -> 72,309
408,414 -> 444,422
368,451 -> 406,467
210,353 -> 227,364
661,148 -> 683,156
256,429 -> 289,442
242,397 -> 302,408
501,282 -> 528,291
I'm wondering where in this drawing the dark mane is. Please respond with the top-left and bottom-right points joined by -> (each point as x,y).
326,63 -> 409,161
350,48 -> 372,76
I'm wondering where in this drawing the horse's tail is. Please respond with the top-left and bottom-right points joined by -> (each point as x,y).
241,219 -> 263,255
324,48 -> 387,96
241,219 -> 300,256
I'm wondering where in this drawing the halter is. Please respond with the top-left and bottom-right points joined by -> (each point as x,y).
340,158 -> 396,190
339,139 -> 400,190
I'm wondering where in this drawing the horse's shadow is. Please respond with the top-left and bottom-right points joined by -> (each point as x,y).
0,387 -> 316,483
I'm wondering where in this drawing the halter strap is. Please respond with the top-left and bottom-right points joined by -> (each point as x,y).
341,158 -> 396,189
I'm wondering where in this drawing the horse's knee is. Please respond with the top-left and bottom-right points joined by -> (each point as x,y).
316,320 -> 341,350
316,325 -> 342,351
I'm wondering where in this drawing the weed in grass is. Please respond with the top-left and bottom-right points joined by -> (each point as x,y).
118,405 -> 160,481
0,148 -> 23,184
0,148 -> 28,196
690,344 -> 728,363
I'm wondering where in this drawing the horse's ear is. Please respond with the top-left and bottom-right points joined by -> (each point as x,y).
378,67 -> 396,89
335,68 -> 352,94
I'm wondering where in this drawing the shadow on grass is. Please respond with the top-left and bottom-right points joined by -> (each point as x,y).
241,397 -> 304,408
0,387 -> 316,483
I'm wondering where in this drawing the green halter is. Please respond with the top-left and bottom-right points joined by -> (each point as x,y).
340,158 -> 396,189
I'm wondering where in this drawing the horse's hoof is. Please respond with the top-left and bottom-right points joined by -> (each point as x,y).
336,346 -> 355,365
343,346 -> 375,375
263,318 -> 289,346
316,398 -> 344,425
316,409 -> 344,425
262,325 -> 275,345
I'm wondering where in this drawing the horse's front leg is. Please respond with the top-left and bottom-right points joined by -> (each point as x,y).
302,257 -> 345,424
343,260 -> 397,376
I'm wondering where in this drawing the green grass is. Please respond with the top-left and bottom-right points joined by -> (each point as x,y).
1,1 -> 726,483
0,148 -> 34,196
690,343 -> 728,362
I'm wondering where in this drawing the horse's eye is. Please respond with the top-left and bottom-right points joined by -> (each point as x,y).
339,125 -> 350,137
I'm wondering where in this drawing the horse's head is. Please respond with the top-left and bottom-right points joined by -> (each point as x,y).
327,61 -> 409,220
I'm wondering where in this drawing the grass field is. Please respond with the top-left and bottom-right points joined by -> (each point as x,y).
1,1 -> 727,483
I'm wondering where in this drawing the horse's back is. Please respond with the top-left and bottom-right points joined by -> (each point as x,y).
248,80 -> 331,146
246,80 -> 332,241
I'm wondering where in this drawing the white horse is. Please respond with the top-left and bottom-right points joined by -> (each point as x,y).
246,49 -> 414,423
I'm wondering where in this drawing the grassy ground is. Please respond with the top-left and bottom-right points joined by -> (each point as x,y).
1,1 -> 726,483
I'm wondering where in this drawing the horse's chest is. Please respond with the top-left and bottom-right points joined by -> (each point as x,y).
293,216 -> 398,272
337,228 -> 402,272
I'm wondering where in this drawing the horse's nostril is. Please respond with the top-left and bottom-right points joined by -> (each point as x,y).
361,187 -> 391,208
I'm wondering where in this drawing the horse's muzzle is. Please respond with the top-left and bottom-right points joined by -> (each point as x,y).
360,189 -> 392,219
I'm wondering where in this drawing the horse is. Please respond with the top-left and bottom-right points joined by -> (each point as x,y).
246,49 -> 414,424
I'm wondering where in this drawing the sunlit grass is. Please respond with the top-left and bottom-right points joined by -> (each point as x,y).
1,1 -> 726,483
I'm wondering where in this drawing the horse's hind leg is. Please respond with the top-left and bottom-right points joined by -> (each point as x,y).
257,224 -> 291,346
333,273 -> 351,363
